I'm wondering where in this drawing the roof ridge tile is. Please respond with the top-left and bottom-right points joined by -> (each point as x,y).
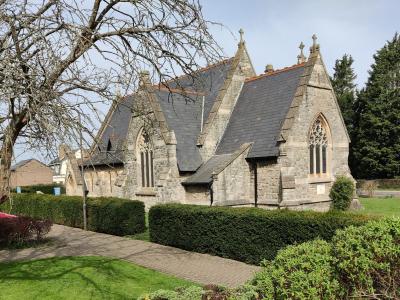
245,62 -> 306,83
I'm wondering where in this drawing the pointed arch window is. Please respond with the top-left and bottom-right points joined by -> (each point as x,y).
137,130 -> 154,187
309,116 -> 329,175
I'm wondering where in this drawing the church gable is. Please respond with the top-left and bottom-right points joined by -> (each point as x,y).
216,64 -> 305,158
154,59 -> 235,171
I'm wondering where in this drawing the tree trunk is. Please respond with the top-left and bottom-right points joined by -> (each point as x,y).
0,120 -> 26,204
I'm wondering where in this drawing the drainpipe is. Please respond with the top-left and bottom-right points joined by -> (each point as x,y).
200,95 -> 205,132
209,183 -> 214,206
253,161 -> 258,207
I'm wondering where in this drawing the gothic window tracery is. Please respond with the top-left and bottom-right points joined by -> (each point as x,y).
309,116 -> 329,175
137,130 -> 154,187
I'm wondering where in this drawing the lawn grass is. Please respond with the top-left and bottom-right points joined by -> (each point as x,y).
359,197 -> 400,217
0,256 -> 195,300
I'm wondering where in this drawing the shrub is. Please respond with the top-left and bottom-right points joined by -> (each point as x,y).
1,194 -> 145,236
330,176 -> 354,210
138,286 -> 204,300
0,215 -> 52,246
12,184 -> 65,195
332,218 -> 400,299
149,204 -> 371,264
257,240 -> 342,300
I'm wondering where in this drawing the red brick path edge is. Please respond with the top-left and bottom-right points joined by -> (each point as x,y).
0,224 -> 260,288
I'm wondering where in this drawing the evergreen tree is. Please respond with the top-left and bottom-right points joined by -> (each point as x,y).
351,33 -> 400,179
331,54 -> 357,138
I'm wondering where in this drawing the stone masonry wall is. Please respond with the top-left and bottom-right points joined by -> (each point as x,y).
121,92 -> 186,210
256,159 -> 281,208
276,53 -> 352,211
212,149 -> 254,206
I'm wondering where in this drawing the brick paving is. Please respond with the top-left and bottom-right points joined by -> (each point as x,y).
0,225 -> 260,288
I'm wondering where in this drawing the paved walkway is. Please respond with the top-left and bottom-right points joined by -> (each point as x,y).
0,225 -> 260,288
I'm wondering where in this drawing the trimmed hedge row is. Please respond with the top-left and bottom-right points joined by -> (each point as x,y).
149,204 -> 373,264
12,184 -> 66,195
1,194 -> 145,236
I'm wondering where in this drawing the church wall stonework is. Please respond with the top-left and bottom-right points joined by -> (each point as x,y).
256,159 -> 281,207
212,149 -> 254,206
184,185 -> 210,206
122,110 -> 186,210
276,55 -> 352,211
84,167 -> 124,197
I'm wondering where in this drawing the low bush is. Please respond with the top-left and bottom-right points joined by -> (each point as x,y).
149,204 -> 372,264
139,285 -> 259,300
12,184 -> 65,195
329,176 -> 354,210
144,218 -> 400,300
332,218 -> 400,299
254,240 -> 341,299
0,215 -> 52,246
1,194 -> 145,236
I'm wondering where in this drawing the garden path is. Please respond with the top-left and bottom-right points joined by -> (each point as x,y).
0,225 -> 260,288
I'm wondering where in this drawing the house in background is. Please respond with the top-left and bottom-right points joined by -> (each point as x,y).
10,159 -> 53,188
48,146 -> 88,185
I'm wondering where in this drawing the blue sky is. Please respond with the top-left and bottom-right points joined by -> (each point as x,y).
14,0 -> 399,163
202,0 -> 399,87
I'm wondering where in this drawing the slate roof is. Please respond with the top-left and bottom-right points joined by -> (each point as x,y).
82,150 -> 124,167
216,64 -> 305,158
97,96 -> 135,152
90,59 -> 234,170
155,59 -> 234,171
183,143 -> 251,185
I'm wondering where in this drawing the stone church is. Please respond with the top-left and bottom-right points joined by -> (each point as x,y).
66,34 -> 353,211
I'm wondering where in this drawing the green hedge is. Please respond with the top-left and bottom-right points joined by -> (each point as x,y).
1,194 -> 145,236
149,204 -> 373,264
12,184 -> 66,195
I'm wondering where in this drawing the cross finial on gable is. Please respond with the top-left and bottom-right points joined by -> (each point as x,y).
238,28 -> 245,46
297,42 -> 306,64
312,34 -> 317,47
310,34 -> 320,54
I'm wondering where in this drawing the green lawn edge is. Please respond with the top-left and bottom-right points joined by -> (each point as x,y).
0,256 -> 196,300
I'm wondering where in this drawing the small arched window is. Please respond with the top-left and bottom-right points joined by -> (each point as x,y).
137,130 -> 154,187
309,116 -> 329,175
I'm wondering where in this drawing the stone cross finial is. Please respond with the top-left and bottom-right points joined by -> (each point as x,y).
299,41 -> 305,53
310,34 -> 320,54
297,42 -> 306,64
312,34 -> 317,47
239,28 -> 245,45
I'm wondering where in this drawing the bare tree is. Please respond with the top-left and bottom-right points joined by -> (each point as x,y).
0,0 -> 222,203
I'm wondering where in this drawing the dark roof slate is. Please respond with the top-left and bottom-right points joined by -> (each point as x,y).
182,154 -> 233,185
92,59 -> 233,170
183,143 -> 251,185
153,59 -> 234,171
97,96 -> 135,152
82,150 -> 124,167
216,65 -> 305,158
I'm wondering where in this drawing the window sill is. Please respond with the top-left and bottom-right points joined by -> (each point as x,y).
308,176 -> 333,184
135,189 -> 156,197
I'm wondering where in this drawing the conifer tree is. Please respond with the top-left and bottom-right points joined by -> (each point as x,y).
351,33 -> 400,179
331,54 -> 357,138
